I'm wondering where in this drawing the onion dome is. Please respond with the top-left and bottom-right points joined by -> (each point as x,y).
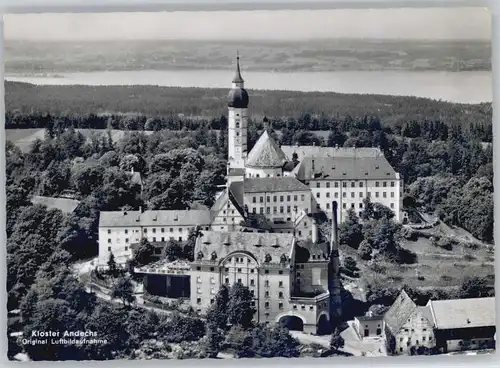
227,55 -> 249,108
228,88 -> 249,108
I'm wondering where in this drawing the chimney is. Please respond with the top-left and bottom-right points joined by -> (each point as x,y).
329,200 -> 342,330
311,219 -> 318,244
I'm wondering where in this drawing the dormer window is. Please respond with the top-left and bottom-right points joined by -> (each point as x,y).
211,251 -> 217,261
197,251 -> 204,260
265,254 -> 272,263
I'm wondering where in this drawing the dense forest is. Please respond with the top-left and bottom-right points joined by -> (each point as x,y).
6,83 -> 494,360
5,82 -> 492,137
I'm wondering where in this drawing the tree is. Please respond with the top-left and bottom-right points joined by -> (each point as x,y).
107,252 -> 119,277
358,240 -> 373,260
111,276 -> 136,307
164,240 -> 183,262
459,276 -> 490,298
330,327 -> 345,351
206,284 -> 230,330
132,238 -> 156,267
339,209 -> 363,249
204,323 -> 223,358
227,282 -> 255,328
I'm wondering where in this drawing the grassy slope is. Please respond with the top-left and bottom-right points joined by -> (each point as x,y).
349,222 -> 494,292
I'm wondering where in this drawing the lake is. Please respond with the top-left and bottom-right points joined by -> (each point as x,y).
4,69 -> 492,104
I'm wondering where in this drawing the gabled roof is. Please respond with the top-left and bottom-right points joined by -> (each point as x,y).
293,155 -> 398,181
243,177 -> 310,193
384,290 -> 418,333
99,210 -> 212,227
427,297 -> 495,330
194,231 -> 295,265
210,188 -> 245,219
246,130 -> 288,168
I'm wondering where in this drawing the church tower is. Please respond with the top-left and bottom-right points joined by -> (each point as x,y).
227,54 -> 249,184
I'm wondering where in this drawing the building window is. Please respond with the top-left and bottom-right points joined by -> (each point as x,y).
260,196 -> 264,203
335,182 -> 339,188
124,246 -> 128,251
265,280 -> 269,287
334,192 -> 338,198
316,192 -> 320,198
107,239 -> 111,244
210,267 -> 215,272
265,270 -> 269,275
161,228 -> 165,233
197,298 -> 201,304
301,194 -> 305,201
260,207 -> 264,214
422,337 -> 426,342
225,277 -> 229,284
267,207 -> 271,214
391,181 -> 395,187
390,203 -> 395,209
391,192 -> 395,198
265,291 -> 270,297
278,302 -> 284,309
351,182 -> 355,187
375,192 -> 379,198
343,192 -> 346,198
383,192 -> 387,198
359,192 -> 363,198
265,302 -> 270,309
342,203 -> 347,209
293,305 -> 297,310
280,195 -> 284,202
279,281 -> 283,287
342,182 -> 347,188
107,246 -> 111,251
301,305 -> 306,310
169,228 -> 173,232
252,197 -> 256,203
237,278 -> 242,283
351,192 -> 355,198
278,292 -> 284,298
316,182 -> 321,188
351,204 -> 355,209
375,181 -> 380,187
280,206 -> 284,213
383,181 -> 387,187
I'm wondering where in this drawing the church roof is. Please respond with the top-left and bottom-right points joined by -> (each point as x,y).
232,56 -> 244,84
246,130 -> 288,168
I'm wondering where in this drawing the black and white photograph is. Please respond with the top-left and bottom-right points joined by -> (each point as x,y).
4,3 -> 495,362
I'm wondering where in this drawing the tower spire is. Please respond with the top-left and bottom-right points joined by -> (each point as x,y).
233,52 -> 244,84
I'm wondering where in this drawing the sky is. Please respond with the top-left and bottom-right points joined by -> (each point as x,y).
4,7 -> 491,41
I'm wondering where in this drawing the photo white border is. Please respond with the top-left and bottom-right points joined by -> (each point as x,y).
0,1 -> 498,367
